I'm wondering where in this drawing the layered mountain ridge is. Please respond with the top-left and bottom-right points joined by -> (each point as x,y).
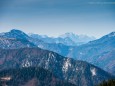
29,32 -> 95,46
68,31 -> 115,75
0,47 -> 114,86
0,29 -> 114,78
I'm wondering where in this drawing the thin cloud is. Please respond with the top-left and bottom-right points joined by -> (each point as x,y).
88,1 -> 115,5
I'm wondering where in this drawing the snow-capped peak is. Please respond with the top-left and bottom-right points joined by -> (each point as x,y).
59,32 -> 95,43
28,33 -> 48,39
59,32 -> 78,39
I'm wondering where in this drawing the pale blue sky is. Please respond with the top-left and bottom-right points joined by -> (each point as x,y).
0,0 -> 115,38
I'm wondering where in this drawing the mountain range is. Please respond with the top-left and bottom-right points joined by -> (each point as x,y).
0,37 -> 36,49
0,29 -> 115,86
67,32 -> 115,75
0,29 -> 71,57
29,32 -> 95,46
0,29 -> 115,75
29,30 -> 115,75
0,48 -> 114,86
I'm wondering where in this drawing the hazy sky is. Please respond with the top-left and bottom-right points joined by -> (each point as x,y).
0,0 -> 115,38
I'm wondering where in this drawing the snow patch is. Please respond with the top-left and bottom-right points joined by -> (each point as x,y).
62,58 -> 71,73
49,53 -> 55,58
27,44 -> 30,47
38,45 -> 43,48
69,48 -> 73,51
79,52 -> 83,55
45,53 -> 55,69
22,59 -> 32,67
76,67 -> 79,71
7,45 -> 10,48
90,68 -> 96,76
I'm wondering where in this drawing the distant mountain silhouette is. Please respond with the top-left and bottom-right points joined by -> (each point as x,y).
29,32 -> 95,46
